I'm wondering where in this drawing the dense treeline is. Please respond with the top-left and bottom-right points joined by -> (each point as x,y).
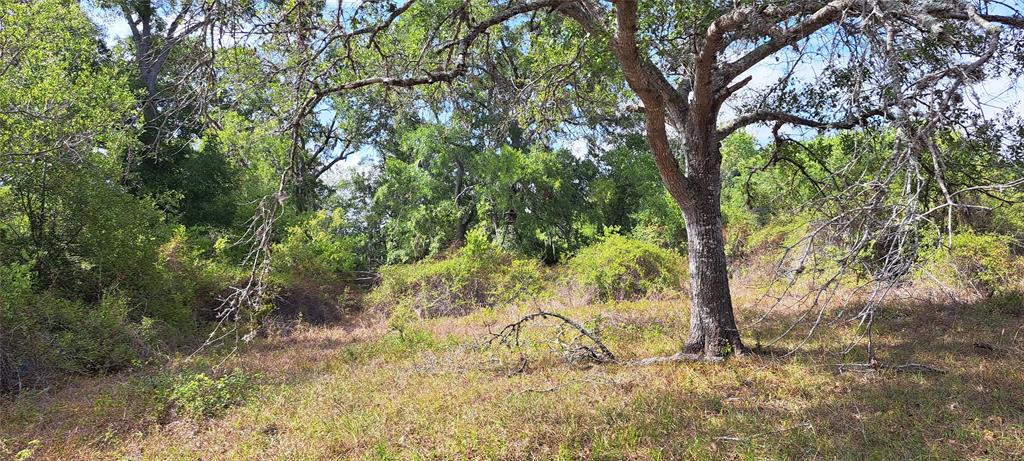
2,0 -> 1023,392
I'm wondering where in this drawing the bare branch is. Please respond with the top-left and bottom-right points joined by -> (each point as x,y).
721,0 -> 856,82
718,108 -> 885,138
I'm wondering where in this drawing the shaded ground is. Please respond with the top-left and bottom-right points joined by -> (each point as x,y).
1,289 -> 1022,460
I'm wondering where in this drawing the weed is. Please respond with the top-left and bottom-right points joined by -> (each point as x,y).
168,370 -> 254,419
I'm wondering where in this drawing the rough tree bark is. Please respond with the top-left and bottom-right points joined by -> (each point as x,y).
563,0 -> 756,357
681,178 -> 746,355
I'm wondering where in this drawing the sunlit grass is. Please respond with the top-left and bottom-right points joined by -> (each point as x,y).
2,289 -> 1022,460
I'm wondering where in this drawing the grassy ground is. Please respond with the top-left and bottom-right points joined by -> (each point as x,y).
2,286 -> 1023,460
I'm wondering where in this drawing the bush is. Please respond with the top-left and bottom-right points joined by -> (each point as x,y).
921,231 -> 1023,298
741,214 -> 812,256
387,303 -> 420,339
1,262 -> 35,391
565,234 -> 684,301
44,292 -> 138,374
0,161 -> 171,305
2,288 -> 141,388
268,212 -> 364,322
153,226 -> 241,327
168,370 -> 253,419
271,211 -> 362,287
369,229 -> 546,317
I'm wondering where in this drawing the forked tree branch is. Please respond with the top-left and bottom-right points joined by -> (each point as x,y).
717,108 -> 886,138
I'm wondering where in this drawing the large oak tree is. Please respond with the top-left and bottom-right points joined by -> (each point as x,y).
227,0 -> 1024,358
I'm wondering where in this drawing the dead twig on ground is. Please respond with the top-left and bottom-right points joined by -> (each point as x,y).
488,310 -> 616,365
836,362 -> 946,374
715,423 -> 813,442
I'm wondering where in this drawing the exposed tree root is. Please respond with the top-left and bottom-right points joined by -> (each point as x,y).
628,352 -> 725,366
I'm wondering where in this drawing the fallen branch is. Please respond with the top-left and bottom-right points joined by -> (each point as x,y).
488,309 -> 617,364
836,362 -> 946,374
489,310 -> 767,369
715,423 -> 812,442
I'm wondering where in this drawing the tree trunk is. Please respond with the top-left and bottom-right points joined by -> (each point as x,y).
565,0 -> 747,358
680,181 -> 748,357
452,158 -> 472,245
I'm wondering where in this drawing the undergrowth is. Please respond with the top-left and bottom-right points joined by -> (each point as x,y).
369,230 -> 547,318
565,233 -> 684,301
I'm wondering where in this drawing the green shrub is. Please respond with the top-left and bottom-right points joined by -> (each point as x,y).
627,192 -> 687,250
2,266 -> 154,389
153,226 -> 240,326
168,370 -> 253,419
271,211 -> 363,287
921,231 -> 1023,298
43,292 -> 138,374
387,303 -> 420,338
1,262 -> 35,391
742,214 -> 812,255
0,161 -> 170,304
990,202 -> 1024,247
566,234 -> 684,301
369,229 -> 546,317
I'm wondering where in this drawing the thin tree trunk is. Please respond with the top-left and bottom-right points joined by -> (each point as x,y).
453,157 -> 471,245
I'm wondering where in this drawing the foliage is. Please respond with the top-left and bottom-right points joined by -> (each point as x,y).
0,2 -> 189,386
473,146 -> 599,262
0,262 -> 36,391
387,303 -> 420,339
2,285 -> 140,385
369,230 -> 546,317
593,133 -> 686,249
566,233 -> 684,301
0,0 -> 161,299
367,123 -> 600,263
340,327 -> 440,365
988,202 -> 1024,245
154,226 -> 242,326
136,137 -> 243,229
372,154 -> 463,263
271,211 -> 364,287
167,370 -> 253,420
921,231 -> 1023,298
45,292 -> 139,374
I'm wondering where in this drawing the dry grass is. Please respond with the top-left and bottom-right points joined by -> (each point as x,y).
2,286 -> 1022,460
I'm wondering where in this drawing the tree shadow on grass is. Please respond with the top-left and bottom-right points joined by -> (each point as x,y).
562,295 -> 1024,459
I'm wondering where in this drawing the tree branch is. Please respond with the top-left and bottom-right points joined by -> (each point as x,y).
718,108 -> 884,138
319,0 -> 566,95
721,0 -> 855,83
